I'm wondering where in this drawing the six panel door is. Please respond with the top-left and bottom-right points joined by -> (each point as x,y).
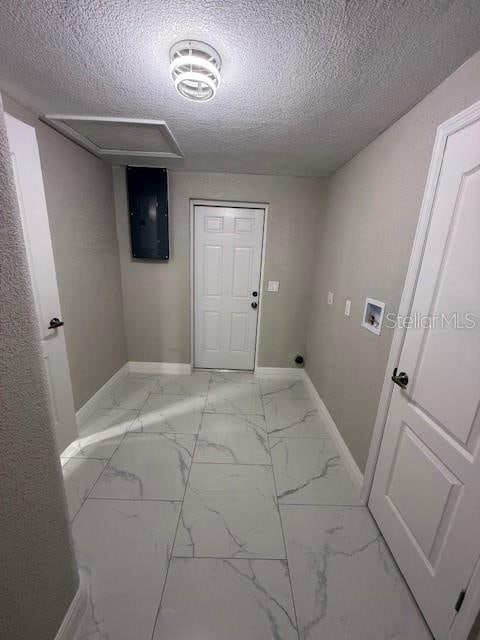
194,206 -> 264,370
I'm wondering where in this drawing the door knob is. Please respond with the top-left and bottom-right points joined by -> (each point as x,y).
48,317 -> 64,330
391,367 -> 408,389
251,302 -> 258,309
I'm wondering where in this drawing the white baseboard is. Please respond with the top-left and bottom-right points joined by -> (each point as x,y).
254,366 -> 305,379
54,572 -> 87,640
74,361 -> 194,436
128,361 -> 193,375
76,362 -> 192,438
303,371 -> 365,498
75,363 -> 129,428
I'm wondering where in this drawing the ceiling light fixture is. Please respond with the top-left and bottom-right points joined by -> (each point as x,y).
169,40 -> 221,102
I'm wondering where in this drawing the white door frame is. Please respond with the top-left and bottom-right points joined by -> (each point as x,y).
5,112 -> 78,453
190,199 -> 269,371
361,99 -> 480,639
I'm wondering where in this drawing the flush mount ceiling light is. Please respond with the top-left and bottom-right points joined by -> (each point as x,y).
170,40 -> 221,102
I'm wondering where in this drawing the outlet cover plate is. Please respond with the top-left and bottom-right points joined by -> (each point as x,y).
268,281 -> 280,292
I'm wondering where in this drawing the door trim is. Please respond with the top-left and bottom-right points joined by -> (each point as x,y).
190,199 -> 268,371
6,112 -> 78,452
362,98 -> 480,640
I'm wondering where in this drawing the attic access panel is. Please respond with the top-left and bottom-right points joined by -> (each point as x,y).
41,116 -> 183,161
127,167 -> 169,261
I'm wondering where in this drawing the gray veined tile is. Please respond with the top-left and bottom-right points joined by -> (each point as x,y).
260,377 -> 309,399
97,375 -> 157,410
270,437 -> 362,505
90,432 -> 195,500
264,397 -> 328,437
153,371 -> 211,396
173,463 -> 285,559
72,499 -> 180,640
131,393 -> 204,434
209,370 -> 257,384
124,371 -> 160,381
79,408 -> 138,438
152,557 -> 298,640
62,458 -> 107,521
205,382 -> 264,415
195,413 -> 270,464
63,408 -> 137,460
280,505 -> 432,640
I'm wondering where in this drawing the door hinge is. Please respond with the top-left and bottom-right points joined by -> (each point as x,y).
455,589 -> 466,612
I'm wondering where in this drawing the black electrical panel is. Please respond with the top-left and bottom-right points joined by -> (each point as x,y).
127,167 -> 169,260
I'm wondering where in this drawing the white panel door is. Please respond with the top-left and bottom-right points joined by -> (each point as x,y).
369,116 -> 480,639
194,206 -> 264,370
6,113 -> 78,453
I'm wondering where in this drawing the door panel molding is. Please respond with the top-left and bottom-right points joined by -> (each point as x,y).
363,99 -> 480,499
363,99 -> 480,640
190,199 -> 268,371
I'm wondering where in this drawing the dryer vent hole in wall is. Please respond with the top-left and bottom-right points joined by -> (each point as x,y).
295,355 -> 304,366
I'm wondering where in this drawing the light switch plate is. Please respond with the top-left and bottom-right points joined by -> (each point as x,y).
267,280 -> 279,292
345,300 -> 351,316
327,291 -> 334,305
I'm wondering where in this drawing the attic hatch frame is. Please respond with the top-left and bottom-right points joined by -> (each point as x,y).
40,115 -> 183,160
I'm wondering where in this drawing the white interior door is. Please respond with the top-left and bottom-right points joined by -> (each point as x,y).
194,205 -> 264,370
369,115 -> 480,639
6,113 -> 77,453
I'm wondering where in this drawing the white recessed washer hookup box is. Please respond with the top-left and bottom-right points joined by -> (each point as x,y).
362,297 -> 385,335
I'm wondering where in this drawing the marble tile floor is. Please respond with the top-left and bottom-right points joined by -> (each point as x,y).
62,371 -> 432,640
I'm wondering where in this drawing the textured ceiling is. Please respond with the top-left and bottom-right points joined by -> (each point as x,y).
0,0 -> 479,176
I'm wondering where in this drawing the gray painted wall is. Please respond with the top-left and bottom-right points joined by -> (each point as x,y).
2,95 -> 127,411
113,169 -> 323,367
306,50 -> 480,472
466,610 -> 480,640
0,98 -> 78,640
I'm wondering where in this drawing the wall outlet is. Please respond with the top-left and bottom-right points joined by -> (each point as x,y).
327,291 -> 334,305
267,280 -> 279,292
345,300 -> 351,316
